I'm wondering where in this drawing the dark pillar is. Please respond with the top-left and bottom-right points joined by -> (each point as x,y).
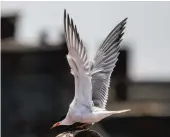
112,49 -> 128,101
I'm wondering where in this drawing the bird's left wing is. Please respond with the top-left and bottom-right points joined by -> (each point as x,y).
64,10 -> 92,106
91,18 -> 127,109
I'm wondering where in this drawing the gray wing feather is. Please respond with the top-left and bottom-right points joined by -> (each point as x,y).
91,18 -> 127,108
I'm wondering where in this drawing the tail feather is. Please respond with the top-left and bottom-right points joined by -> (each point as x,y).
111,109 -> 131,114
95,109 -> 131,122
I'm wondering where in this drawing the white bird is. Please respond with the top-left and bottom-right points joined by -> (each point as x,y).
51,10 -> 130,129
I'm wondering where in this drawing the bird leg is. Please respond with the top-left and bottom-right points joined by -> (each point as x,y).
76,123 -> 88,129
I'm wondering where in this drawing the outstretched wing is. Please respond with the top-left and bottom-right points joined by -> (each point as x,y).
64,10 -> 92,106
91,18 -> 127,108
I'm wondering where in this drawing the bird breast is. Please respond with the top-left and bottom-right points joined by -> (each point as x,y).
68,100 -> 92,122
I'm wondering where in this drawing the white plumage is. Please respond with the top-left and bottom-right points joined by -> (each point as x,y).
51,10 -> 130,129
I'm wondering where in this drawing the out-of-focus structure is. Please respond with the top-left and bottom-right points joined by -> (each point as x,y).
1,13 -> 170,137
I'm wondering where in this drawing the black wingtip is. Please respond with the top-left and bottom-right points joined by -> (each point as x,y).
120,17 -> 128,27
64,9 -> 67,17
67,13 -> 70,25
120,18 -> 128,35
71,18 -> 74,28
124,17 -> 128,21
64,9 -> 67,27
122,17 -> 128,23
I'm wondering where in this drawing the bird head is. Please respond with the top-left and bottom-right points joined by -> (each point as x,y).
50,115 -> 72,129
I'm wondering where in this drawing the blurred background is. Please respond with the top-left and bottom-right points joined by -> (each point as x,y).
1,1 -> 170,137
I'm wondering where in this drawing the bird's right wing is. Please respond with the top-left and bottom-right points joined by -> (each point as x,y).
64,10 -> 93,106
91,18 -> 127,109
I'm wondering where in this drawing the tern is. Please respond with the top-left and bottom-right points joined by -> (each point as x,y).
51,10 -> 130,129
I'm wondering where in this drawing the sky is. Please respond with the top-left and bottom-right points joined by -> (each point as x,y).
1,1 -> 170,81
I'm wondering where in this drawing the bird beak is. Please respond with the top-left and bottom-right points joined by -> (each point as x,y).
50,122 -> 60,129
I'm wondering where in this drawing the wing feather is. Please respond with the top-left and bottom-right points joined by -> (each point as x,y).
64,10 -> 92,106
91,18 -> 127,108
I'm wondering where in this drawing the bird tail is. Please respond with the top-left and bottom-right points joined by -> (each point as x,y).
102,109 -> 131,119
110,109 -> 131,114
94,109 -> 131,122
